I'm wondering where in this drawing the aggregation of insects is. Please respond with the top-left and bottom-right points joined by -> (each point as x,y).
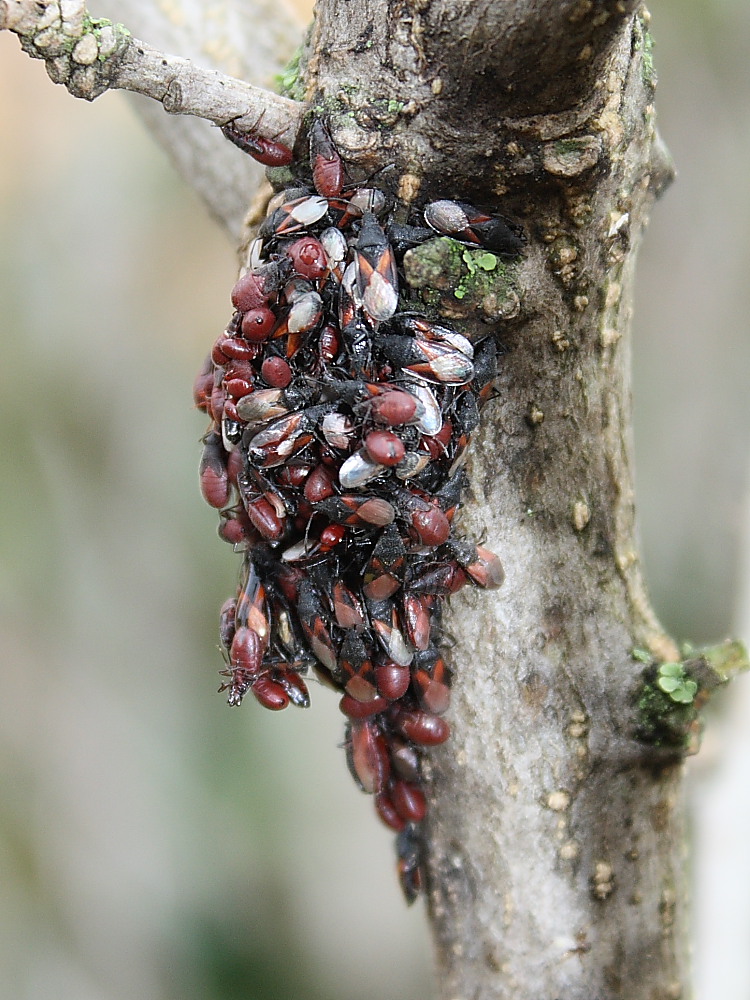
195,113 -> 523,902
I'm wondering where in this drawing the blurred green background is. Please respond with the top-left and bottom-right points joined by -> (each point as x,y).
1,3 -> 749,998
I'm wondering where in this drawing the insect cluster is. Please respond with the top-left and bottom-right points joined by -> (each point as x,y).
194,117 -> 521,902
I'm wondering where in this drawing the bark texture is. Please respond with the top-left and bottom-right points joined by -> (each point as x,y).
304,3 -> 687,999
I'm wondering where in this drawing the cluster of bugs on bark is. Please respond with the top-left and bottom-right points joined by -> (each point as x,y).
194,113 -> 523,903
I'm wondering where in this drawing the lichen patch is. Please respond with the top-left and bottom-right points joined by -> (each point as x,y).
547,790 -> 571,812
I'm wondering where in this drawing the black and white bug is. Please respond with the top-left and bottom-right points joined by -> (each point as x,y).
424,198 -> 527,255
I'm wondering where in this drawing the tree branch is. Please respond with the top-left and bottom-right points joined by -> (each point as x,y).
3,0 -> 727,995
1,0 -> 300,123
303,1 -> 691,996
0,0 -> 306,235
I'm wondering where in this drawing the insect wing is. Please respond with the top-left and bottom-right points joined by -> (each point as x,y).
353,214 -> 399,323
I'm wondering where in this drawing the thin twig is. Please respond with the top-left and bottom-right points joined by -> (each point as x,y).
0,0 -> 304,142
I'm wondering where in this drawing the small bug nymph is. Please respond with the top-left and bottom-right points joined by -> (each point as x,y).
221,116 -> 293,167
309,118 -> 345,197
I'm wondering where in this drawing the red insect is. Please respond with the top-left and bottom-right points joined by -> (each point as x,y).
332,581 -> 366,629
231,260 -> 287,311
362,526 -> 406,600
193,355 -> 213,411
314,495 -> 397,528
260,355 -> 293,388
245,407 -> 322,468
221,116 -> 293,167
217,506 -> 256,547
340,693 -> 389,719
412,650 -> 452,715
374,661 -> 410,700
241,307 -> 276,343
364,429 -> 406,467
390,779 -> 427,824
309,118 -> 345,197
347,720 -> 390,794
367,598 -> 414,667
401,593 -> 433,650
375,789 -> 406,832
338,632 -> 378,703
285,236 -> 329,280
297,578 -> 339,673
364,388 -> 421,427
250,673 -> 290,710
237,468 -> 287,541
261,194 -> 329,238
378,332 -> 474,385
275,667 -> 311,709
391,706 -> 451,746
199,432 -> 231,509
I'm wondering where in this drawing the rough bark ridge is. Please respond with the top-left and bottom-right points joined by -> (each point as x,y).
1,1 -> 714,998
304,3 -> 686,998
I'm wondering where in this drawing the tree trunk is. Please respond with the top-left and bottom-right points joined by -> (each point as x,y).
302,4 -> 687,997
5,2 -> 744,998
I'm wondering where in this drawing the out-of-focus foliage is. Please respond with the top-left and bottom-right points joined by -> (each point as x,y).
633,2 -> 750,641
629,10 -> 750,999
1,1 -> 749,997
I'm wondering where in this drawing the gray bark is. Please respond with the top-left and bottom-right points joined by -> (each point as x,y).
304,4 -> 688,998
1,2 -> 710,998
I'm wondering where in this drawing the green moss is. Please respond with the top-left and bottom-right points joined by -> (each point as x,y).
52,15 -> 129,58
275,46 -> 305,101
631,647 -> 652,665
454,249 -> 503,300
637,679 -> 695,750
463,249 -> 500,273
554,138 -> 588,155
83,15 -> 130,40
633,15 -> 657,92
265,165 -> 296,188
656,663 -> 698,704
635,641 -> 749,750
404,237 -> 463,287
82,14 -> 114,31
363,98 -> 405,128
417,287 -> 442,310
403,237 -> 521,320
